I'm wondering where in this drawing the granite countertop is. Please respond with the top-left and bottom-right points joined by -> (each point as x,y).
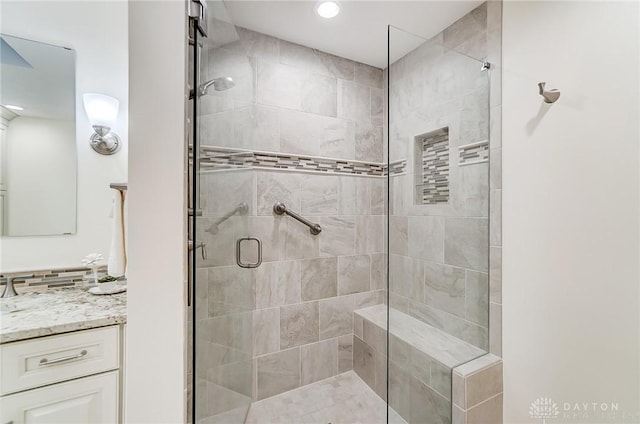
0,287 -> 127,344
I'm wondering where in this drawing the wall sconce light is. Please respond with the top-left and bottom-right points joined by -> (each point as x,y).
82,93 -> 121,155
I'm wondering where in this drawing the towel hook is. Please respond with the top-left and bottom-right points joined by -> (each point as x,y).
538,82 -> 560,104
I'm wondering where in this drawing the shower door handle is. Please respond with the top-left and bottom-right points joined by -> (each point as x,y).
236,237 -> 262,269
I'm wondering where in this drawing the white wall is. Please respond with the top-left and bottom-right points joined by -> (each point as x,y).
5,117 -> 75,236
0,1 -> 128,272
503,2 -> 639,423
126,1 -> 186,422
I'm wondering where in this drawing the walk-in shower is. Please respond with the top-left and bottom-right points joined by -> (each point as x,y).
187,1 -> 495,423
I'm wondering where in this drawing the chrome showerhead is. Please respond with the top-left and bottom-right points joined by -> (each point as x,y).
199,76 -> 235,95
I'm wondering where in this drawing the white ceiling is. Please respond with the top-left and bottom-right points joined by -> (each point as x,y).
224,0 -> 483,68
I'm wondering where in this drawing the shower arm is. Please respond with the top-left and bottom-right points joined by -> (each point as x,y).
206,202 -> 249,234
273,202 -> 322,235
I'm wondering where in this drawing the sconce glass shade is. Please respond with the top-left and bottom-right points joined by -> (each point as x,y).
83,93 -> 119,128
82,93 -> 121,155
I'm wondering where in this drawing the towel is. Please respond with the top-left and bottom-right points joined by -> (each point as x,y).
108,190 -> 127,277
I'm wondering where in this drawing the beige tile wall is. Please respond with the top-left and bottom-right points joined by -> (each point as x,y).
452,354 -> 503,424
191,2 -> 503,420
383,2 -> 504,424
195,24 -> 388,407
388,2 -> 492,352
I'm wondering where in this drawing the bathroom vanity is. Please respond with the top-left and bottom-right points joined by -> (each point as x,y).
0,288 -> 126,423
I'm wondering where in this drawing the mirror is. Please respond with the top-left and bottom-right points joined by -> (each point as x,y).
0,34 -> 76,237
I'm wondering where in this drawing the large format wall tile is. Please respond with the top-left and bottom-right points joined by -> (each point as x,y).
442,2 -> 487,61
208,265 -> 255,316
279,40 -> 319,72
237,27 -> 279,63
465,270 -> 489,327
283,219 -> 321,260
338,176 -> 371,215
301,339 -> 338,385
370,252 -> 386,291
255,261 -> 301,309
200,26 -> 391,406
355,215 -> 385,254
408,216 -> 445,262
233,105 -> 280,152
389,216 -> 408,256
301,175 -> 339,216
337,255 -> 371,295
257,61 -> 302,109
410,376 -> 451,424
454,163 -> 489,218
338,80 -> 371,123
253,308 -> 280,356
320,216 -> 356,256
424,261 -> 466,318
250,216 -> 286,263
279,109 -> 353,157
256,347 -> 300,399
355,123 -> 384,162
280,302 -> 319,349
444,218 -> 489,272
355,62 -> 384,89
319,295 -> 355,339
318,50 -> 355,80
338,334 -> 354,372
353,336 -> 376,389
300,257 -> 337,301
301,73 -> 337,117
390,254 -> 424,300
371,87 -> 384,126
201,170 -> 254,217
256,172 -> 300,216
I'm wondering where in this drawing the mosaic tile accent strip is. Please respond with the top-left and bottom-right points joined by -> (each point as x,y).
198,146 -> 406,177
459,140 -> 489,166
1,266 -> 109,290
388,159 -> 407,176
416,127 -> 450,205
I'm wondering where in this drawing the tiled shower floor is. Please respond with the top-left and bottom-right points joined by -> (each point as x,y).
245,371 -> 406,424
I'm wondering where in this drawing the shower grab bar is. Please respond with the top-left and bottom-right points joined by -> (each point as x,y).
273,202 -> 322,235
206,202 -> 249,234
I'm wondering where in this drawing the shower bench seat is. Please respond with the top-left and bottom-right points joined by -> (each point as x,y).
353,304 -> 488,424
354,304 -> 485,369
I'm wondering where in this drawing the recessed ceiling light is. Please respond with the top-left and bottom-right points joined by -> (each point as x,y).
4,104 -> 23,111
315,1 -> 340,19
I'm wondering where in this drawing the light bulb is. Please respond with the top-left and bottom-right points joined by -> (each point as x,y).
316,1 -> 340,19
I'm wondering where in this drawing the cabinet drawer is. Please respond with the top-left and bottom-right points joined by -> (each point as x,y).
1,326 -> 120,396
0,371 -> 118,424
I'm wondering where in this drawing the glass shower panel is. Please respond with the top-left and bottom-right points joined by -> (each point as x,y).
387,25 -> 490,424
191,3 -> 256,423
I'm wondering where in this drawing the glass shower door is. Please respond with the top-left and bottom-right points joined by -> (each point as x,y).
387,25 -> 490,424
190,3 -> 256,423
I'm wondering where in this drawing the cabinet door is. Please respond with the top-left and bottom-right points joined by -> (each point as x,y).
0,371 -> 118,424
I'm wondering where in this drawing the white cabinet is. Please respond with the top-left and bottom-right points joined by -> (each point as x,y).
0,372 -> 118,424
1,326 -> 120,396
0,326 -> 123,424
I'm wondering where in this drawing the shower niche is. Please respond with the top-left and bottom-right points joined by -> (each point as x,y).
414,127 -> 450,206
